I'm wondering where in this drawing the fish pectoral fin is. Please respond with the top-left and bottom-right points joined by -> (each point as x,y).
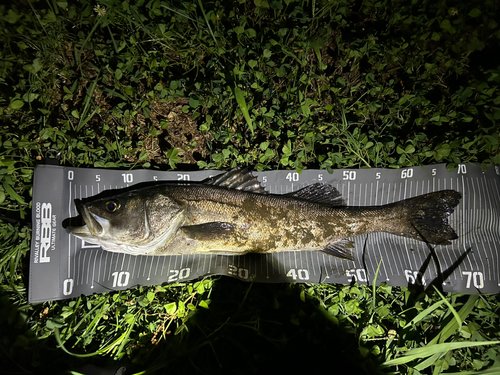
321,239 -> 355,261
181,222 -> 236,241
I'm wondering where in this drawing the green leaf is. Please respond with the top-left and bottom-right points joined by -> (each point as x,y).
405,144 -> 415,154
165,302 -> 177,315
115,69 -> 123,80
431,32 -> 441,41
234,25 -> 245,35
31,58 -> 43,73
5,9 -> 20,24
23,92 -> 39,103
245,28 -> 256,37
9,100 -> 24,110
468,8 -> 481,18
301,105 -> 311,117
42,10 -> 57,24
440,19 -> 456,34
248,60 -> 258,68
254,0 -> 269,8
283,140 -> 292,156
147,291 -> 155,302
189,97 -> 200,108
124,313 -> 135,325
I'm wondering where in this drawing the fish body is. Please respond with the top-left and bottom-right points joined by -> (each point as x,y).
67,169 -> 461,261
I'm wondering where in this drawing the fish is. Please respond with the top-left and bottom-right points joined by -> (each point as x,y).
66,168 -> 462,261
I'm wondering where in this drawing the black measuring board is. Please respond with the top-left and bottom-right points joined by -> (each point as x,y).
29,164 -> 500,302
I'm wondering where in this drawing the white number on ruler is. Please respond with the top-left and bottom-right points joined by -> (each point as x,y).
228,265 -> 249,279
346,269 -> 367,282
121,173 -> 133,183
462,271 -> 484,289
432,168 -> 437,176
318,174 -> 323,181
63,278 -> 74,296
96,174 -> 100,181
262,176 -> 267,183
286,172 -> 299,182
457,164 -> 467,174
286,268 -> 310,281
401,168 -> 413,179
177,174 -> 190,181
112,271 -> 130,287
168,268 -> 191,282
343,171 -> 356,180
376,172 -> 381,180
405,270 -> 426,286
67,170 -> 74,180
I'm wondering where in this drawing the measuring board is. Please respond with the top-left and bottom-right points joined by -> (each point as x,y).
29,164 -> 500,302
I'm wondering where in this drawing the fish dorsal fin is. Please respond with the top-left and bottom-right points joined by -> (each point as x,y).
203,168 -> 268,194
285,183 -> 344,206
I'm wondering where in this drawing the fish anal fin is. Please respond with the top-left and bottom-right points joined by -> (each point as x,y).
321,239 -> 355,261
181,222 -> 236,241
286,183 -> 344,206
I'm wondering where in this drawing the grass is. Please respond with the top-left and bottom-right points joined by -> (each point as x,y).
1,0 -> 500,374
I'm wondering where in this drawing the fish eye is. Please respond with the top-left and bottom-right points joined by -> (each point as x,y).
105,200 -> 120,213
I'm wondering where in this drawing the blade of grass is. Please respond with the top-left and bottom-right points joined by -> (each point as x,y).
429,294 -> 478,346
442,368 -> 500,375
339,111 -> 371,167
413,294 -> 480,372
382,340 -> 500,367
2,182 -> 25,205
75,16 -> 106,67
234,86 -> 254,137
114,314 -> 136,359
432,286 -> 463,327
402,299 -> 446,329
372,259 -> 382,311
76,74 -> 100,132
197,0 -> 220,51
55,328 -> 99,358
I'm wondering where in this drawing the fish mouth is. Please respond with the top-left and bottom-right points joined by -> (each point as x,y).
66,199 -> 105,237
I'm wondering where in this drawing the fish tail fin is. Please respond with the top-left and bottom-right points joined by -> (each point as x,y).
391,190 -> 461,245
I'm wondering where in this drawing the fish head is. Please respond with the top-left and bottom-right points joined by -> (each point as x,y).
67,190 -> 184,255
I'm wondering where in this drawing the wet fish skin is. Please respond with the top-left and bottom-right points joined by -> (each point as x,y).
66,169 -> 461,261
